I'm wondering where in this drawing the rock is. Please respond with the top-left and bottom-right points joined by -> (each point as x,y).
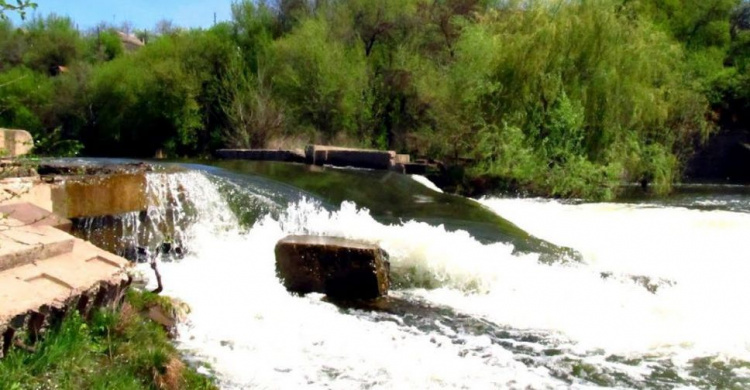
0,129 -> 33,157
275,235 -> 390,300
143,297 -> 190,338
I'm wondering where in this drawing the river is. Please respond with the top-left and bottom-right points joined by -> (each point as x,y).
72,160 -> 750,389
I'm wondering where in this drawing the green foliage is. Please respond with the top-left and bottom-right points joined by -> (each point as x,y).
231,0 -> 275,72
0,0 -> 746,198
464,0 -> 710,198
31,126 -> 84,157
220,57 -> 286,148
93,30 -> 125,61
0,289 -> 215,390
85,38 -> 203,157
21,15 -> 83,73
270,16 -> 368,142
0,0 -> 36,21
634,0 -> 739,49
0,67 -> 54,133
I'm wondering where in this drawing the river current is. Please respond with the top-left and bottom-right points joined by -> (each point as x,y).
72,161 -> 750,389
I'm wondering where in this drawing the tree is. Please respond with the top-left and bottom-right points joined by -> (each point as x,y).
22,15 -> 83,73
0,0 -> 37,21
270,17 -> 368,142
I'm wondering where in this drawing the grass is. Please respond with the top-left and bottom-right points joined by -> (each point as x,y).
0,289 -> 216,390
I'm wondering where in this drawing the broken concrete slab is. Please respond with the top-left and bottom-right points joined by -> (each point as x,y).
1,168 -> 151,220
275,235 -> 390,300
0,177 -> 53,211
0,234 -> 130,355
395,154 -> 411,164
305,145 -> 396,170
0,202 -> 72,232
50,173 -> 148,218
0,223 -> 76,272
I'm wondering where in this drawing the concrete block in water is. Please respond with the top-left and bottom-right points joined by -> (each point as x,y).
275,235 -> 390,300
394,154 -> 411,164
305,145 -> 396,170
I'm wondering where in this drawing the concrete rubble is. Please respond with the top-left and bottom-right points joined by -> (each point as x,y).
0,213 -> 130,357
275,235 -> 390,300
0,161 -> 147,359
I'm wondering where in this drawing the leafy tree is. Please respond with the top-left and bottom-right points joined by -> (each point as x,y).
270,17 -> 368,142
21,15 -> 83,73
0,0 -> 36,20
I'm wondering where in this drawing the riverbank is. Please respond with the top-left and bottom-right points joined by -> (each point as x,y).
0,159 -> 217,389
0,289 -> 215,390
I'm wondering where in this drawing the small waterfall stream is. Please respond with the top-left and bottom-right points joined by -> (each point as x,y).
72,165 -> 750,389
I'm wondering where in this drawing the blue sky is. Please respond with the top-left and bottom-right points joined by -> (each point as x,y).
9,0 -> 234,30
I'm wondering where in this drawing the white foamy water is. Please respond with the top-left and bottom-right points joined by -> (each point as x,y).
478,197 -> 750,358
133,172 -> 750,388
411,175 -> 444,193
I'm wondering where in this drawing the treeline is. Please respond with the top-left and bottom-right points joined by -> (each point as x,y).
0,0 -> 749,198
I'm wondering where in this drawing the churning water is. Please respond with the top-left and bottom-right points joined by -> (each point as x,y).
76,166 -> 750,389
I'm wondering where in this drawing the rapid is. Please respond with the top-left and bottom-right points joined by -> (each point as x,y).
73,161 -> 750,389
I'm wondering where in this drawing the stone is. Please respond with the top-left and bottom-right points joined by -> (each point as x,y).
0,129 -> 33,157
36,161 -> 152,177
275,235 -> 390,300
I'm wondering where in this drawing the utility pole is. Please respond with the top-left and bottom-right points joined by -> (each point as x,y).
214,12 -> 217,26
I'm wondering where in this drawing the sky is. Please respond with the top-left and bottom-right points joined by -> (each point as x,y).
9,0 -> 234,30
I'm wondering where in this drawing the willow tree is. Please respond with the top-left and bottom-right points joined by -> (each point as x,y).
468,0 -> 711,198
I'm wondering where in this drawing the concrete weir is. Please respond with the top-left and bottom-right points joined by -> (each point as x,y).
215,148 -> 306,163
216,144 -> 439,174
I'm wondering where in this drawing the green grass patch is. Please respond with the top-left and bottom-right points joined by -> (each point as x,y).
0,289 -> 215,390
